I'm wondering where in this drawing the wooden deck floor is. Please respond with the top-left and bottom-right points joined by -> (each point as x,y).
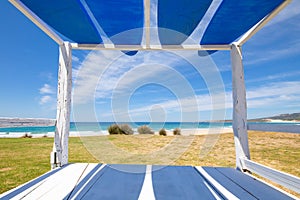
0,163 -> 296,200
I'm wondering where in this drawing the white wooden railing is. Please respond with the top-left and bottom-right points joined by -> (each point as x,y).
243,123 -> 300,194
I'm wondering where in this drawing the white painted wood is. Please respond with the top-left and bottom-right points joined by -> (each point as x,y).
230,43 -> 250,170
247,123 -> 300,133
202,181 -> 223,200
138,165 -> 156,200
195,167 -> 239,200
9,0 -> 64,45
71,43 -> 231,50
183,0 -> 223,45
0,167 -> 61,199
20,163 -> 89,200
70,164 -> 107,200
242,158 -> 300,194
237,0 -> 291,46
144,0 -> 151,48
52,42 -> 72,168
244,169 -> 300,200
79,0 -> 114,48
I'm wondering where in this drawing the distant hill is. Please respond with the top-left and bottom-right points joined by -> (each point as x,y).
250,112 -> 300,122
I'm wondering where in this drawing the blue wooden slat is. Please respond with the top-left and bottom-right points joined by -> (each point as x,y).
85,0 -> 144,45
215,167 -> 295,200
158,0 -> 212,45
80,164 -> 146,200
152,165 -> 217,200
201,0 -> 284,45
201,167 -> 256,199
63,164 -> 103,199
20,0 -> 102,44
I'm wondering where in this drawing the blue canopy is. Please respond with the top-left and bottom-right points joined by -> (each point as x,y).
17,0 -> 285,47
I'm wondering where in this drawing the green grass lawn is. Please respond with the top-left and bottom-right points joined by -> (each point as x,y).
0,131 -> 299,197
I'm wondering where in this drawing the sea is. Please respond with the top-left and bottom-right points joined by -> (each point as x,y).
0,121 -> 299,135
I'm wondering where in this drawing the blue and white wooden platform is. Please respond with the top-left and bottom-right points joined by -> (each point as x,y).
0,163 -> 296,200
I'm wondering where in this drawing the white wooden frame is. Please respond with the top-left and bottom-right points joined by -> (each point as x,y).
230,43 -> 250,170
242,158 -> 300,193
51,42 -> 72,168
10,0 -> 300,194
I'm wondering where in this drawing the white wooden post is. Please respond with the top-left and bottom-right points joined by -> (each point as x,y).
51,42 -> 72,169
230,43 -> 250,171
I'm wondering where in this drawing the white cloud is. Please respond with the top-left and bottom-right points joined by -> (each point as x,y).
39,95 -> 52,105
39,84 -> 55,94
108,81 -> 300,121
266,0 -> 300,27
243,38 -> 300,66
73,50 -> 188,104
72,56 -> 80,62
246,71 -> 300,84
246,81 -> 300,99
38,84 -> 56,110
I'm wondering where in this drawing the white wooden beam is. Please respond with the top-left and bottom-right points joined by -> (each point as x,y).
195,167 -> 239,200
79,0 -> 114,48
237,0 -> 291,46
9,0 -> 64,45
71,43 -> 231,51
52,42 -> 72,169
144,0 -> 151,48
242,158 -> 300,194
138,165 -> 155,200
230,43 -> 250,171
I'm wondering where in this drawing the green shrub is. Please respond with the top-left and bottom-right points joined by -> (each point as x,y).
138,125 -> 154,134
173,128 -> 181,135
159,129 -> 167,136
21,133 -> 32,138
108,124 -> 121,135
119,124 -> 134,135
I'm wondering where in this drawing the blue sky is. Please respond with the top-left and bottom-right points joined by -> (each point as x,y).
0,0 -> 299,122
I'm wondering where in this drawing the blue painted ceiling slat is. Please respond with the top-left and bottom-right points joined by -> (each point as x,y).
19,0 -> 284,47
158,0 -> 212,45
200,0 -> 284,45
20,0 -> 102,44
85,0 -> 144,45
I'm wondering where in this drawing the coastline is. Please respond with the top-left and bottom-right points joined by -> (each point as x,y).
0,127 -> 234,138
262,119 -> 300,123
1,119 -> 299,138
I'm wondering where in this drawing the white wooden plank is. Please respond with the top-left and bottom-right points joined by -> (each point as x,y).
20,163 -> 88,200
237,0 -> 291,46
52,42 -> 72,168
70,164 -> 107,200
230,43 -> 250,170
242,158 -> 300,194
184,0 -> 223,45
247,123 -> 300,133
138,165 -> 155,200
244,169 -> 300,200
195,167 -> 239,200
0,168 -> 61,199
71,43 -> 231,50
79,0 -> 113,48
9,0 -> 64,45
144,0 -> 151,48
